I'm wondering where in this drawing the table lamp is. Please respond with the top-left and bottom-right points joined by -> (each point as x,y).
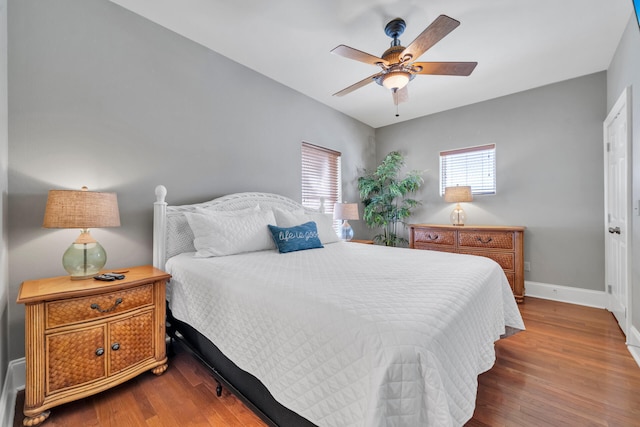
333,202 -> 359,241
43,186 -> 120,279
444,186 -> 472,226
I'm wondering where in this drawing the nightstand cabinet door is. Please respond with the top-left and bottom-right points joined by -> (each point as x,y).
46,326 -> 107,394
109,310 -> 155,375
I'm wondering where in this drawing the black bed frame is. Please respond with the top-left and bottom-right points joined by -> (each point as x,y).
166,306 -> 317,427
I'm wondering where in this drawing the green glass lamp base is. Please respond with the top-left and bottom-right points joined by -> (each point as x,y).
62,232 -> 107,280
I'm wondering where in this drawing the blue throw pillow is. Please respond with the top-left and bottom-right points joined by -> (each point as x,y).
268,221 -> 324,253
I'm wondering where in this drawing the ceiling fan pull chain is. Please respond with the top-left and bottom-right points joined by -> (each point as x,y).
392,88 -> 400,117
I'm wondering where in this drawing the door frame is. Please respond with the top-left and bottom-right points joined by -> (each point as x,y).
603,86 -> 632,338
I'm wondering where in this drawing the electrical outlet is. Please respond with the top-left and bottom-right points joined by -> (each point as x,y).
524,261 -> 531,272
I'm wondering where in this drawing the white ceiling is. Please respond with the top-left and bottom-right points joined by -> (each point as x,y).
110,0 -> 633,128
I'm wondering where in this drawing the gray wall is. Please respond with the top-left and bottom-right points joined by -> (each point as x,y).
7,0 -> 374,360
376,72 -> 607,292
0,0 -> 7,391
607,16 -> 640,333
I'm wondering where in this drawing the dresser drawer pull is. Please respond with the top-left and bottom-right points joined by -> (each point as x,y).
426,234 -> 439,240
477,237 -> 493,244
95,348 -> 104,357
111,342 -> 120,351
90,298 -> 123,313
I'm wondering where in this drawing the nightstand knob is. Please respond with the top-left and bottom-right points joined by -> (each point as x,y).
95,348 -> 104,357
111,342 -> 120,351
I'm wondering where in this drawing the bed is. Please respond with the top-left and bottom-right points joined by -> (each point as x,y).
152,185 -> 525,427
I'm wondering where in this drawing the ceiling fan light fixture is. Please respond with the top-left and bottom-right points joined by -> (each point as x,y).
382,71 -> 411,90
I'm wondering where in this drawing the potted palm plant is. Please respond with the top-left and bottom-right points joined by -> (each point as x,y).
358,151 -> 423,247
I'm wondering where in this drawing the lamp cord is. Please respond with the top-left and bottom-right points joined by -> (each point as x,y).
83,243 -> 87,276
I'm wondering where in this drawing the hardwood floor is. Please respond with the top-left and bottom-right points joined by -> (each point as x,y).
14,297 -> 640,426
468,297 -> 640,427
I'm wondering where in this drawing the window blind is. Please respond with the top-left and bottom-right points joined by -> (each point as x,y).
301,142 -> 342,222
440,144 -> 496,195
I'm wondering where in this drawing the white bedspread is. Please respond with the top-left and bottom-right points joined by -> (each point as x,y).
166,242 -> 524,427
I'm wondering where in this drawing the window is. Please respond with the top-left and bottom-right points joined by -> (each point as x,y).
301,142 -> 342,221
440,144 -> 496,196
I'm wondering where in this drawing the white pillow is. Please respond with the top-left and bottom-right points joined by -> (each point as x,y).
185,207 -> 276,257
272,208 -> 340,244
166,205 -> 262,259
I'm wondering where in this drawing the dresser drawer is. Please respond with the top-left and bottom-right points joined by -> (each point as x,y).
46,284 -> 153,328
458,230 -> 514,250
504,272 -> 515,292
460,250 -> 514,271
412,228 -> 456,247
413,243 -> 456,252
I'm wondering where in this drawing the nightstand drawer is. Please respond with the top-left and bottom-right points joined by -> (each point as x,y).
458,230 -> 514,250
412,228 -> 456,247
46,284 -> 153,328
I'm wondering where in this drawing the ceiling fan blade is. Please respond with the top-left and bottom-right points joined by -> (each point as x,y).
331,45 -> 388,66
333,72 -> 383,97
412,61 -> 477,76
400,15 -> 460,62
392,87 -> 409,105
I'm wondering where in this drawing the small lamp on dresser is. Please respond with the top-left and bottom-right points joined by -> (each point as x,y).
43,186 -> 120,279
444,186 -> 473,226
333,202 -> 359,241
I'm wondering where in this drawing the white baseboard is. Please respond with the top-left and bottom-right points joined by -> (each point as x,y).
628,324 -> 640,347
524,280 -> 608,308
627,325 -> 640,368
0,357 -> 25,427
525,281 -> 640,368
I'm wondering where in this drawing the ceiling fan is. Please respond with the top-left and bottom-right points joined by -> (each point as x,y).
331,15 -> 477,108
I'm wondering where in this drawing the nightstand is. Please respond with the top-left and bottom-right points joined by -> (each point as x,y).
16,265 -> 170,426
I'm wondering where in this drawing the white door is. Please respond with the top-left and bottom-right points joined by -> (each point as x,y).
604,88 -> 631,335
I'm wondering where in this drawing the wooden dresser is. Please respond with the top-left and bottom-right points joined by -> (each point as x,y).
409,224 -> 526,303
16,265 -> 170,426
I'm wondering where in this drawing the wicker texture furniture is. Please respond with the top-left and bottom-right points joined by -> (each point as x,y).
16,265 -> 170,426
409,224 -> 526,303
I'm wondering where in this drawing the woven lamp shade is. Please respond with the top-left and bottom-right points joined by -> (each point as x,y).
333,203 -> 359,220
43,188 -> 120,229
444,186 -> 473,203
